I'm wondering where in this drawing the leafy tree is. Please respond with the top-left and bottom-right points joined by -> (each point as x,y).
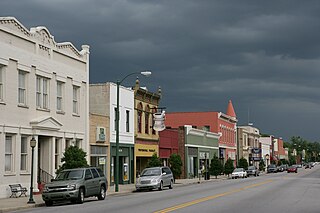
238,157 -> 248,170
259,160 -> 265,171
209,154 -> 224,178
168,153 -> 182,181
57,146 -> 88,174
224,158 -> 235,177
147,153 -> 162,168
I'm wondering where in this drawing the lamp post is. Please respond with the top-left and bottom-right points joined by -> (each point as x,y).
115,70 -> 151,192
27,136 -> 36,204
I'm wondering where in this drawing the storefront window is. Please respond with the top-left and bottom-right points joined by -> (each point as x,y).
123,157 -> 129,181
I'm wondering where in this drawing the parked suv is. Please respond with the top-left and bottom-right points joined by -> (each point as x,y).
135,166 -> 174,191
42,167 -> 108,206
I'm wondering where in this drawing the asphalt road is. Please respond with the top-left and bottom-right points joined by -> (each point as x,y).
13,166 -> 320,213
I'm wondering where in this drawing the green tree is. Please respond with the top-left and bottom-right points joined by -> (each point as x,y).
209,154 -> 224,179
57,146 -> 88,174
147,153 -> 162,168
168,153 -> 182,181
238,157 -> 249,170
224,158 -> 235,177
259,160 -> 265,171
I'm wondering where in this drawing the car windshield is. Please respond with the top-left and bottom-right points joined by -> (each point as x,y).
141,168 -> 161,177
248,166 -> 255,170
55,170 -> 84,180
268,165 -> 276,168
233,168 -> 243,172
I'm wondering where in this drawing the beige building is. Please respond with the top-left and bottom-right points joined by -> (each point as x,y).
0,17 -> 90,198
133,79 -> 161,178
89,113 -> 110,188
237,126 -> 261,167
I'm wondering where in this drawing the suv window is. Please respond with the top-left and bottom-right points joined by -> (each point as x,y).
91,168 -> 99,178
96,168 -> 105,177
85,169 -> 93,179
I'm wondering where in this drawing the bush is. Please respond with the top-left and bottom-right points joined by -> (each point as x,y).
238,157 -> 249,170
259,160 -> 265,171
209,154 -> 224,178
56,146 -> 89,174
224,158 -> 235,177
147,153 -> 162,168
169,153 -> 182,181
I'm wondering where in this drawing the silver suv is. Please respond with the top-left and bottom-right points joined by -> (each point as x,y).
135,166 -> 174,191
42,167 -> 108,206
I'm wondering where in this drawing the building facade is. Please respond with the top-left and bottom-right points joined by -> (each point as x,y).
89,83 -> 135,185
0,17 -> 90,198
165,100 -> 237,165
133,79 -> 161,178
159,129 -> 179,166
259,136 -> 273,168
89,113 -> 110,188
237,126 -> 261,168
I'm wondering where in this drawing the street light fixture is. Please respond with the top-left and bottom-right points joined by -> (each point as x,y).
115,70 -> 152,192
27,136 -> 36,204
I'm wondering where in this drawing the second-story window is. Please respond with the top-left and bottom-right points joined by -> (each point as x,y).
114,107 -> 117,131
36,76 -> 49,109
57,81 -> 64,111
126,110 -> 130,132
0,65 -> 4,101
18,70 -> 27,105
73,86 -> 79,114
138,110 -> 142,133
145,106 -> 150,134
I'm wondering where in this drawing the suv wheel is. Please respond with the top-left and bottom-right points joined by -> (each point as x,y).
45,200 -> 53,206
77,188 -> 85,204
98,185 -> 106,200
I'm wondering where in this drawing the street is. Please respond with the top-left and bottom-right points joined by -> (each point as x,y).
13,166 -> 320,213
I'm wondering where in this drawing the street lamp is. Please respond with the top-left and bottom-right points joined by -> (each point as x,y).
27,136 -> 36,204
115,70 -> 152,192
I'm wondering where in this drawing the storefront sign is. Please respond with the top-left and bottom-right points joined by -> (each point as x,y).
99,157 -> 106,165
252,148 -> 261,154
135,144 -> 159,157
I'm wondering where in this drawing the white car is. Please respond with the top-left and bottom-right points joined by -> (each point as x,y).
231,168 -> 247,179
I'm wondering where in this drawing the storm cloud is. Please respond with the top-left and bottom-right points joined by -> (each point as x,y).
1,0 -> 320,141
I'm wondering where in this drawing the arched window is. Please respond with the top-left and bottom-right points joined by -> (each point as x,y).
145,105 -> 150,134
137,103 -> 143,133
152,108 -> 157,135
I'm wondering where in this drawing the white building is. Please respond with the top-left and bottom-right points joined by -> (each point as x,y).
259,136 -> 272,168
0,17 -> 89,198
89,83 -> 135,185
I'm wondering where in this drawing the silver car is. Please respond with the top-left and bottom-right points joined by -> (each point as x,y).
135,166 -> 174,191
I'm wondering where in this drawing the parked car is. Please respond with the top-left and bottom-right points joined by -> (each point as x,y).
135,166 -> 174,191
231,168 -> 247,179
42,167 -> 108,206
277,164 -> 288,172
267,164 -> 278,173
246,166 -> 260,177
287,165 -> 298,173
305,163 -> 313,169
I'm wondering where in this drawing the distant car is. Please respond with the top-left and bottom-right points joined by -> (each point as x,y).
231,168 -> 247,179
42,167 -> 108,206
246,166 -> 260,177
267,164 -> 278,173
135,166 -> 174,191
277,164 -> 288,172
287,166 -> 298,173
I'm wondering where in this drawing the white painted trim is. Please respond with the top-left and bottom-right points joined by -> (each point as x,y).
185,144 -> 219,150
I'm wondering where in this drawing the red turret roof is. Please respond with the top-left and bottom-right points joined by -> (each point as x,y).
226,100 -> 236,117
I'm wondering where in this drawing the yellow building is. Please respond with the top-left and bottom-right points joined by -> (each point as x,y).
133,79 -> 162,178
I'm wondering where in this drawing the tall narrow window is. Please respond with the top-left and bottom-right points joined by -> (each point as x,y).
18,71 -> 26,105
114,107 -> 117,131
21,136 -> 28,171
145,111 -> 149,134
73,86 -> 79,114
57,81 -> 64,111
138,110 -> 142,133
0,65 -> 3,101
5,135 -> 13,172
126,110 -> 130,132
36,76 -> 49,109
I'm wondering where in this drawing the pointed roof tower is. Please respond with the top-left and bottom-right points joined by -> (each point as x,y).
226,100 -> 236,118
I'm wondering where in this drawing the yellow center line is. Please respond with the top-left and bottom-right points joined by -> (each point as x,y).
154,179 -> 273,213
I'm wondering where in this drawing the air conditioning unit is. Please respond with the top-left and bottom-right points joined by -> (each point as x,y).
96,127 -> 106,142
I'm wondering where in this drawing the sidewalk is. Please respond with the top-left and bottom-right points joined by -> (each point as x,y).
0,176 -> 228,213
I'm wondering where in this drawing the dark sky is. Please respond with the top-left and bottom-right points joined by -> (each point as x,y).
1,0 -> 320,142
